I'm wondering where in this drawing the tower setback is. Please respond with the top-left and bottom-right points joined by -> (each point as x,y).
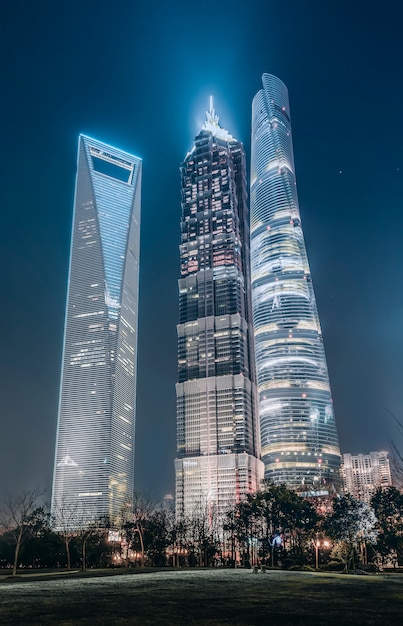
175,102 -> 264,520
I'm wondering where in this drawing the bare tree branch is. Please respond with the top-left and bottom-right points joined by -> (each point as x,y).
0,488 -> 46,576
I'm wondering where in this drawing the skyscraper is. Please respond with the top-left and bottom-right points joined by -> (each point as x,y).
250,74 -> 341,493
51,135 -> 142,527
175,101 -> 264,521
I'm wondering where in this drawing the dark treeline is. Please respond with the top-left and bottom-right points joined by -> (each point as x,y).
1,483 -> 402,574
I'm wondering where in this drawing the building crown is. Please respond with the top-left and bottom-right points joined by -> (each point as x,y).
201,96 -> 235,142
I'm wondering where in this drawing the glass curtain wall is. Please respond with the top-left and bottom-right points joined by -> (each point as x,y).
250,75 -> 341,493
175,103 -> 264,522
51,135 -> 142,528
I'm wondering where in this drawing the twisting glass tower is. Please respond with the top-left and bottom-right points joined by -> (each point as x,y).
52,135 -> 142,527
175,100 -> 264,521
250,75 -> 341,493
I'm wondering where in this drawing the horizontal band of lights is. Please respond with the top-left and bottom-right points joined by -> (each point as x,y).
51,135 -> 142,529
250,75 -> 341,494
175,102 -> 264,521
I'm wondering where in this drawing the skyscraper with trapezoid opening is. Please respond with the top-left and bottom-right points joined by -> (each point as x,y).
51,135 -> 142,528
175,100 -> 264,522
250,74 -> 341,494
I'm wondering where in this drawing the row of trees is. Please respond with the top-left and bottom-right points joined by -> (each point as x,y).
229,484 -> 403,572
1,483 -> 402,574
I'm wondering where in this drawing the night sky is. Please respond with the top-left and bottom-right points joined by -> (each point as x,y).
1,0 -> 403,502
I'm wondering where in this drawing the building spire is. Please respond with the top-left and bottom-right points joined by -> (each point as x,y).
205,95 -> 219,128
202,96 -> 235,142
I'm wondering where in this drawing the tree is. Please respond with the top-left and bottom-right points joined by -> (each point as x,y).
19,528 -> 64,569
121,492 -> 155,566
324,494 -> 378,571
169,517 -> 189,567
371,486 -> 403,567
225,482 -> 319,567
75,515 -> 109,572
142,509 -> 172,566
0,489 -> 47,576
51,499 -> 81,570
188,501 -> 220,567
0,529 -> 15,568
223,508 -> 242,565
254,483 -> 319,565
225,499 -> 253,566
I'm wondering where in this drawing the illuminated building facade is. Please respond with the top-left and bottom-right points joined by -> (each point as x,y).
175,101 -> 264,521
250,74 -> 341,493
51,135 -> 142,527
341,451 -> 392,503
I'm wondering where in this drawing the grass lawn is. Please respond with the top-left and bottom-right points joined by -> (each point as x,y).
0,568 -> 402,625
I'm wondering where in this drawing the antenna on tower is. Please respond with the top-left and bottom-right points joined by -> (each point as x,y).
202,95 -> 234,141
205,96 -> 218,127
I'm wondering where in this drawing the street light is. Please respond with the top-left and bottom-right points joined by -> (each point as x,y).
315,538 -> 319,570
314,538 -> 331,569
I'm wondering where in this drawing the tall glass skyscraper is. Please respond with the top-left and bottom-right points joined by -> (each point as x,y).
250,75 -> 341,493
51,135 -> 142,527
175,101 -> 264,521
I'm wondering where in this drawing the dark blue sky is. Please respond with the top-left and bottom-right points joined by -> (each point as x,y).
1,0 -> 403,501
